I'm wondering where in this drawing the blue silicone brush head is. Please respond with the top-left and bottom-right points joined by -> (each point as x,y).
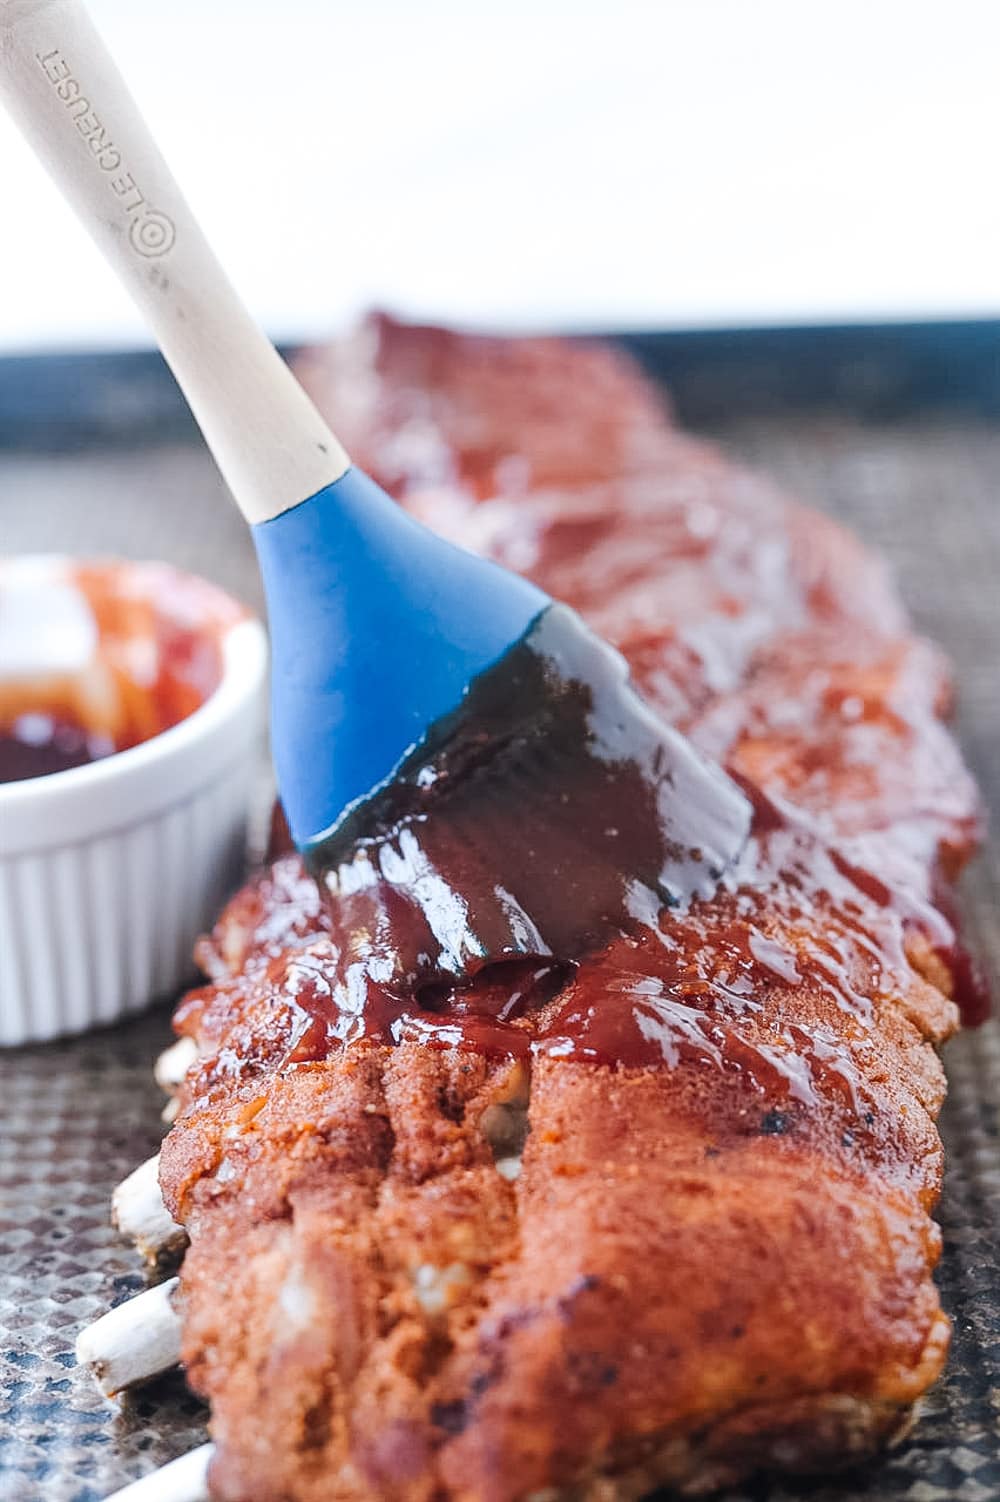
253,465 -> 753,989
252,465 -> 550,851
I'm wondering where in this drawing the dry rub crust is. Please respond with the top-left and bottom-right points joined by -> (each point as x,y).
160,317 -> 980,1501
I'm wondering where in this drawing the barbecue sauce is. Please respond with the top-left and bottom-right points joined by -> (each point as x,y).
0,561 -> 240,783
308,603 -> 753,984
0,717 -> 112,783
173,403 -> 989,1101
212,776 -> 980,1114
175,739 -> 987,1119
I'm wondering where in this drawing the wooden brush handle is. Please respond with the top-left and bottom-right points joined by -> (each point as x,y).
0,0 -> 350,524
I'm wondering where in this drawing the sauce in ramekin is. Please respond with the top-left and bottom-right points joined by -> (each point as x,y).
0,558 -> 245,783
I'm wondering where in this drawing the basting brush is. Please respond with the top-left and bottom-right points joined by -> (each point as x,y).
1,0 -> 752,983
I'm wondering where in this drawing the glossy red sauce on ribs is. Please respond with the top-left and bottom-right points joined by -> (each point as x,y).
158,321 -> 990,1502
174,319 -> 987,1121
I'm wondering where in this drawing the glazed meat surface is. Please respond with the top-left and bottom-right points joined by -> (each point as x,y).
160,317 -> 983,1501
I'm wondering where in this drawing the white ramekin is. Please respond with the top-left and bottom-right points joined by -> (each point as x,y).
0,565 -> 268,1046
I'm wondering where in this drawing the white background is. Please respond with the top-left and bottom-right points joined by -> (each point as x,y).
1,0 -> 998,350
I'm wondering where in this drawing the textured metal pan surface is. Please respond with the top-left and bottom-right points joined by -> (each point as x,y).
1,401 -> 997,1502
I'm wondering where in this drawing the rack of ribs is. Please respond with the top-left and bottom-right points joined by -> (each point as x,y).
151,316 -> 984,1501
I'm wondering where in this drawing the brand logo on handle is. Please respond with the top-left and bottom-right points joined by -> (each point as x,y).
129,208 -> 175,258
36,49 -> 176,260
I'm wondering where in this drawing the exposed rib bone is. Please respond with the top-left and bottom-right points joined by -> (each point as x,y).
103,1443 -> 214,1502
76,1278 -> 183,1397
112,1154 -> 188,1266
154,1036 -> 198,1093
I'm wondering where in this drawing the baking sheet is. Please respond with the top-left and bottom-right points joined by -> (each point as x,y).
1,394 -> 997,1502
